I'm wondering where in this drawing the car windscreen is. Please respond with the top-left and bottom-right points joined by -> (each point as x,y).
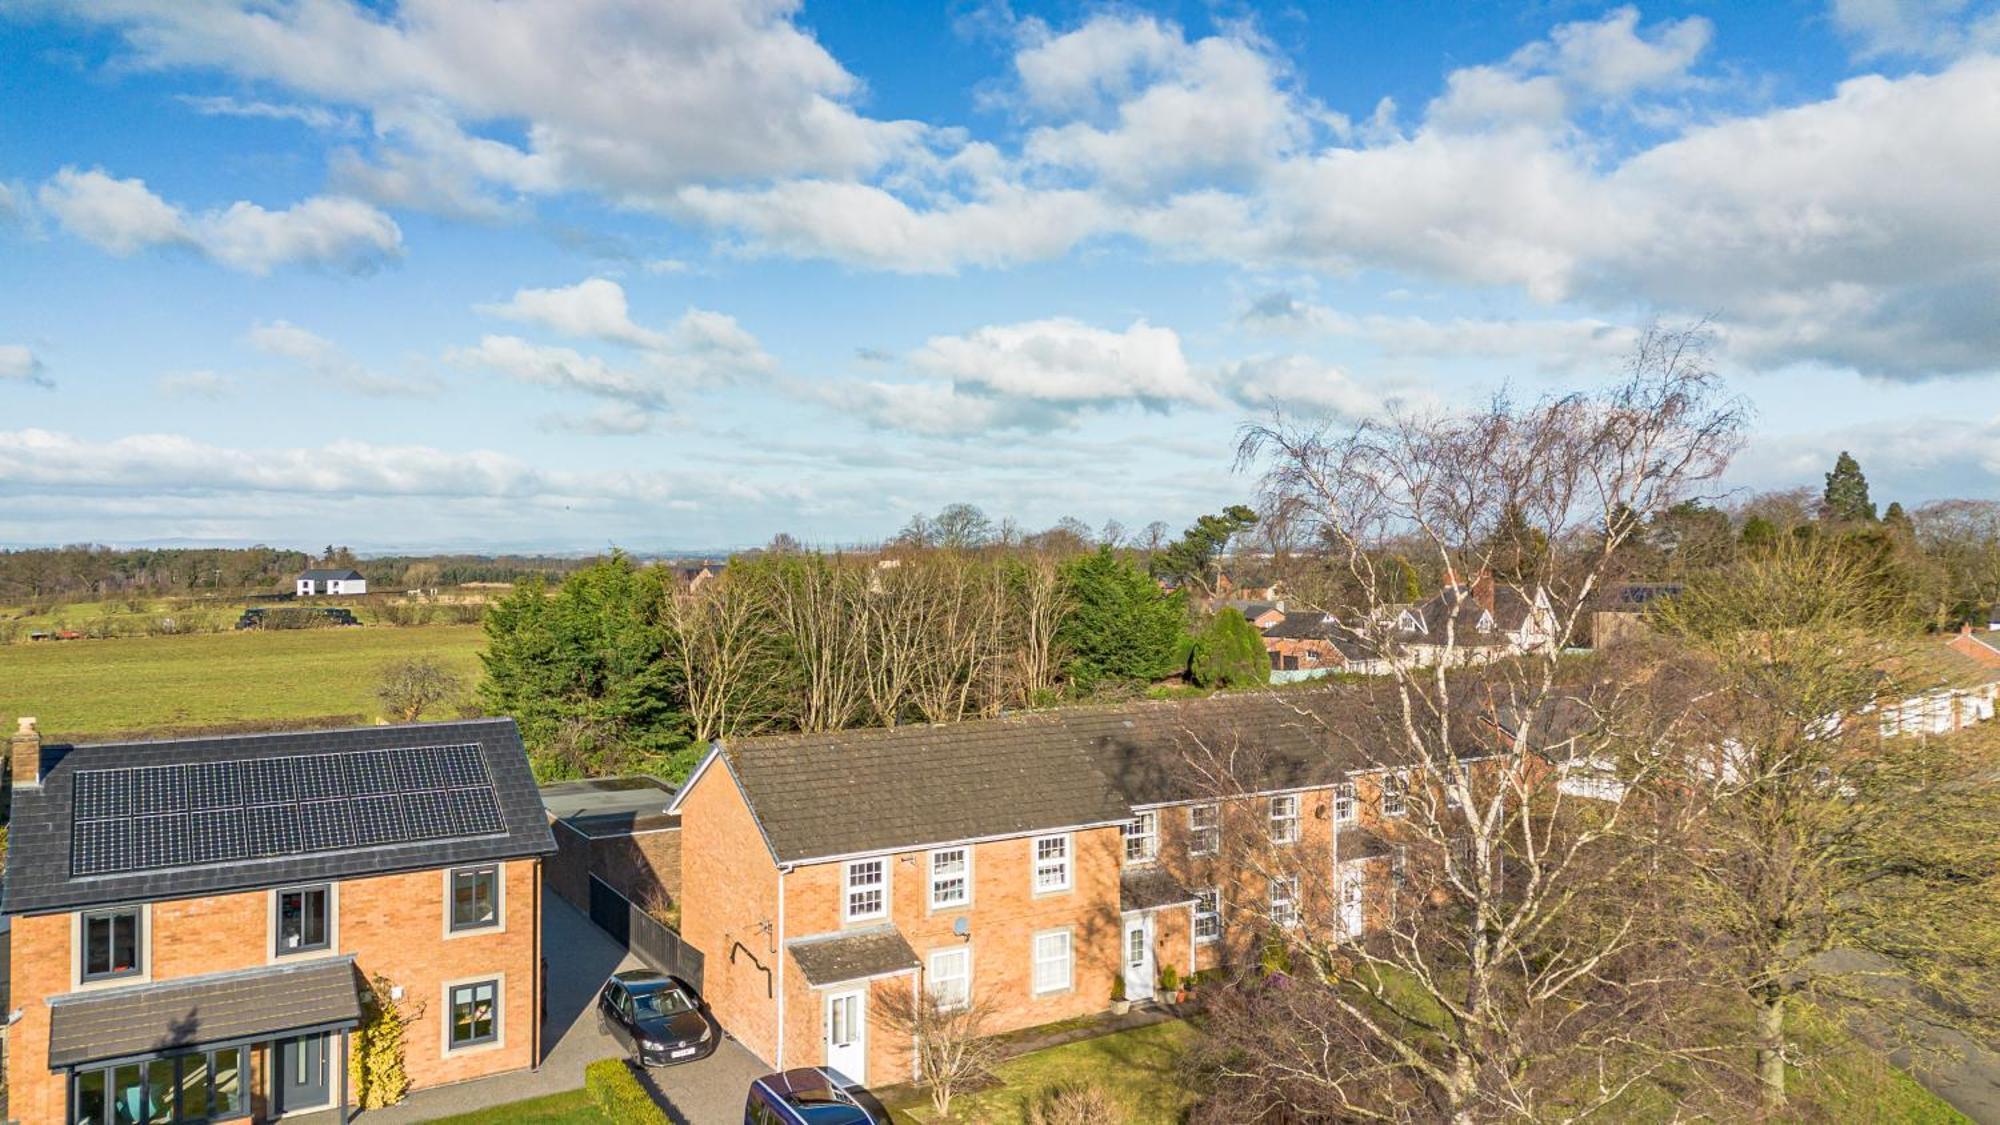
632,985 -> 695,1020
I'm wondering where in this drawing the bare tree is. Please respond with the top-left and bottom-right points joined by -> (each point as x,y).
375,657 -> 464,722
877,985 -> 1005,1120
1215,325 -> 1747,1122
1653,536 -> 2000,1113
755,552 -> 869,732
661,574 -> 785,742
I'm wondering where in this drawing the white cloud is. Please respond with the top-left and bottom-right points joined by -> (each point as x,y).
156,370 -> 233,398
447,336 -> 663,409
38,167 -> 402,274
1239,296 -> 1641,374
175,94 -> 354,131
910,318 -> 1217,408
0,345 -> 52,388
1012,13 -> 1188,114
1220,354 -> 1395,419
479,277 -> 667,349
247,321 -> 436,396
1830,0 -> 2000,59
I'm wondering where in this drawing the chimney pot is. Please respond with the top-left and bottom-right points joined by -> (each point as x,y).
11,715 -> 42,791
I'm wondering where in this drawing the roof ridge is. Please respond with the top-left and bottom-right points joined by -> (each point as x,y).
70,715 -> 514,750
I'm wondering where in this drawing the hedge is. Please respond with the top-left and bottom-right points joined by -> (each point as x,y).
584,1057 -> 669,1123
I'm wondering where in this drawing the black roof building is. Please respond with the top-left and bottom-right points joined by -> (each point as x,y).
296,568 -> 365,582
4,718 -> 555,915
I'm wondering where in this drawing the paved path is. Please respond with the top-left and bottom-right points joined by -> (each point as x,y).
305,890 -> 769,1124
1818,948 -> 2000,1124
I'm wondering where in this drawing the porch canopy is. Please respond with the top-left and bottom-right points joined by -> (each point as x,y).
1120,867 -> 1196,913
49,956 -> 364,1068
787,925 -> 919,988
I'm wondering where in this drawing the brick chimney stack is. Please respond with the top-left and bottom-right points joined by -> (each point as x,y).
12,715 -> 42,792
1471,569 -> 1497,613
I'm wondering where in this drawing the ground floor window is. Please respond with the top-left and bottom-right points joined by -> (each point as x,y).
928,946 -> 971,1009
448,979 -> 501,1050
1032,929 -> 1073,995
72,1045 -> 245,1123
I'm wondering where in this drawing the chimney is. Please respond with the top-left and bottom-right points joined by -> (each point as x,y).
1471,569 -> 1496,613
1962,622 -> 1974,637
11,716 -> 42,792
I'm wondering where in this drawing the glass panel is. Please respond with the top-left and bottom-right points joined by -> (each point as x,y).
453,868 -> 497,929
280,888 -> 329,952
111,1064 -> 143,1125
211,1048 -> 244,1116
144,1059 -> 175,1124
452,981 -> 498,1045
179,1053 -> 211,1120
75,1070 -> 108,1125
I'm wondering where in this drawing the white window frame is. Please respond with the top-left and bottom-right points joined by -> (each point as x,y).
1031,929 -> 1073,996
1332,782 -> 1357,824
1269,793 -> 1301,844
1269,875 -> 1300,929
1380,772 -> 1408,818
1193,888 -> 1222,944
927,946 -> 972,1010
928,846 -> 971,911
1122,811 -> 1158,865
1187,804 -> 1219,856
843,858 -> 888,923
1032,833 -> 1072,894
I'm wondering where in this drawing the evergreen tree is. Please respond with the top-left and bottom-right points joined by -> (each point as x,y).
1822,451 -> 1877,522
1740,515 -> 1778,552
1482,504 -> 1550,582
1884,501 -> 1913,534
1150,505 -> 1258,593
1189,608 -> 1270,689
1058,547 -> 1187,692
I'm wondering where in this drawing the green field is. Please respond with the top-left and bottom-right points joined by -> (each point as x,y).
0,625 -> 488,740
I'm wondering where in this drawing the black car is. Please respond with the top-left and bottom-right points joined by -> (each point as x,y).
596,970 -> 720,1067
744,1068 -> 887,1125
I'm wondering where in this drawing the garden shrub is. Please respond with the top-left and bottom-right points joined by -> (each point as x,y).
585,1058 -> 668,1123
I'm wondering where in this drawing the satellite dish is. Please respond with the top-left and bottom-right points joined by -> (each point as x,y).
952,916 -> 971,937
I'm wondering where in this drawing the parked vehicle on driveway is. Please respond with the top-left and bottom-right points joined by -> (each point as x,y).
596,969 -> 720,1067
744,1067 -> 887,1124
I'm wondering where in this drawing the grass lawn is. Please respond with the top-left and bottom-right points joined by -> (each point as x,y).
422,1089 -> 611,1124
0,625 -> 488,740
885,1019 -> 1196,1124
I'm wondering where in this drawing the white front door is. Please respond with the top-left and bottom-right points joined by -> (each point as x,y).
824,988 -> 867,1084
1122,913 -> 1154,1001
1338,861 -> 1366,938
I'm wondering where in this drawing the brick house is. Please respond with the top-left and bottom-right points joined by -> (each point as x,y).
668,688 -> 1450,1086
2,717 -> 554,1124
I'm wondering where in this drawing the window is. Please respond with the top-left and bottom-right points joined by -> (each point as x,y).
72,1046 -> 243,1123
1032,930 -> 1073,995
81,907 -> 142,983
1123,811 -> 1158,864
449,979 -> 501,1050
450,866 -> 500,932
1270,876 -> 1299,929
1380,773 -> 1407,818
275,886 -> 330,956
1392,845 -> 1410,889
844,859 -> 887,922
1333,783 -> 1357,824
1188,804 -> 1218,856
928,947 -> 971,1010
1269,794 -> 1301,844
929,847 -> 970,910
1032,834 -> 1071,893
1194,889 -> 1222,944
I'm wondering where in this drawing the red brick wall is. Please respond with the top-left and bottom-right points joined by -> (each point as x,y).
5,858 -> 540,1122
674,758 -> 784,1067
546,818 -> 682,916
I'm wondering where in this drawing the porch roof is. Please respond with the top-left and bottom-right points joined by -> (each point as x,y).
1120,866 -> 1196,912
49,956 -> 363,1068
786,925 -> 919,988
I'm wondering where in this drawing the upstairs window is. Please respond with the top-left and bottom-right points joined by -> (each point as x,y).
450,866 -> 501,932
1333,783 -> 1357,824
1123,812 -> 1158,864
1269,794 -> 1301,844
1033,834 -> 1072,893
1188,804 -> 1219,856
276,885 -> 330,956
1269,876 -> 1299,929
844,859 -> 887,922
82,907 -> 143,983
929,847 -> 970,910
1380,773 -> 1407,818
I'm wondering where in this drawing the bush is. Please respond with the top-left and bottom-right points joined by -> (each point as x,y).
1189,608 -> 1269,689
584,1058 -> 668,1123
1159,963 -> 1180,993
1026,1082 -> 1118,1125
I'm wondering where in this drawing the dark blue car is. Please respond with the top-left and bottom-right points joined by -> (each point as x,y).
743,1067 -> 887,1124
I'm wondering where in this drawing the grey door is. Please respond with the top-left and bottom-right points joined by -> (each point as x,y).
276,1033 -> 330,1112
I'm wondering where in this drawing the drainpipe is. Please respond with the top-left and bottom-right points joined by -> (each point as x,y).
775,863 -> 792,1070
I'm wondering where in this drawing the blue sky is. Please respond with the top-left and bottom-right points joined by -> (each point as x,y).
2,0 -> 1997,552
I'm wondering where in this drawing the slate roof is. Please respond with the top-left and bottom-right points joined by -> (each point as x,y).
1078,689 -> 1372,806
297,568 -> 364,581
48,956 -> 363,1067
5,719 -> 555,915
711,718 -> 1134,863
1264,613 -> 1384,659
1120,866 -> 1196,911
786,926 -> 919,987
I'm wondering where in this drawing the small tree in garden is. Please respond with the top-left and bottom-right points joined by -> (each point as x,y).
878,985 -> 1004,1120
351,974 -> 419,1108
374,656 -> 464,722
1189,608 -> 1268,689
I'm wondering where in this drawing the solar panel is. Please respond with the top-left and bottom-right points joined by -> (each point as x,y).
70,742 -> 505,877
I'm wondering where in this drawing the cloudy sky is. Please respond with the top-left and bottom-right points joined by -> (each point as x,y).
2,0 -> 1998,552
